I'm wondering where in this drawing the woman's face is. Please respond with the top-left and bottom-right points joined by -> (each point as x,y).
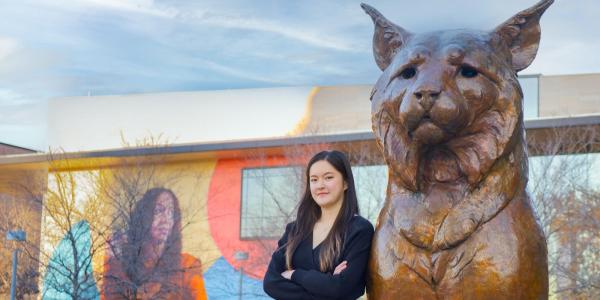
151,191 -> 175,242
309,160 -> 347,209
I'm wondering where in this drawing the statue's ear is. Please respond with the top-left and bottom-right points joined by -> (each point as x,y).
494,0 -> 554,72
361,3 -> 411,71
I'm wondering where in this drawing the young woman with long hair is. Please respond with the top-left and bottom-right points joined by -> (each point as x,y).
263,150 -> 374,299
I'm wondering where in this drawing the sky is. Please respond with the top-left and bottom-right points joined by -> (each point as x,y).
1,0 -> 599,151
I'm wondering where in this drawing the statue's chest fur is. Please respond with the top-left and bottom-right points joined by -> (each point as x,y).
388,179 -> 471,249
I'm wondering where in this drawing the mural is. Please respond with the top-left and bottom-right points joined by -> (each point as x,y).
103,188 -> 207,300
42,220 -> 100,300
38,157 -> 299,299
203,257 -> 269,299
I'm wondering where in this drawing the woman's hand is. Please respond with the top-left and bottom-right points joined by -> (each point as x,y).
333,260 -> 347,275
280,260 -> 347,280
281,269 -> 295,280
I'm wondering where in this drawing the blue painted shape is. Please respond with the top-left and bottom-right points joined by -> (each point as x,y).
42,220 -> 100,300
204,256 -> 269,299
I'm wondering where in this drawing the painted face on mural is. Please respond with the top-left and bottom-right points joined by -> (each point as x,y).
309,160 -> 347,209
151,191 -> 175,243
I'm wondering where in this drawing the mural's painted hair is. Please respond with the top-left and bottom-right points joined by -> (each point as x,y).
284,150 -> 359,272
111,187 -> 183,297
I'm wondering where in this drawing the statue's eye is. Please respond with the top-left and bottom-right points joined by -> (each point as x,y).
400,67 -> 416,79
460,65 -> 478,78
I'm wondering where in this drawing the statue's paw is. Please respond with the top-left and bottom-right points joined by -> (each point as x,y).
448,244 -> 482,279
400,228 -> 432,249
432,211 -> 481,251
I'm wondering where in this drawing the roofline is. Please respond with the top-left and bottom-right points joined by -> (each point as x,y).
0,142 -> 38,153
1,114 -> 599,166
0,132 -> 375,165
525,114 -> 600,129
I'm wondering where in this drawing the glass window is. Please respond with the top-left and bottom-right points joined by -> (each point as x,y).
240,167 -> 302,239
240,164 -> 389,239
352,165 -> 387,225
528,153 -> 600,297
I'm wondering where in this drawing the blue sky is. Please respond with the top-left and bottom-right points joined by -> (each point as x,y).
1,0 -> 599,150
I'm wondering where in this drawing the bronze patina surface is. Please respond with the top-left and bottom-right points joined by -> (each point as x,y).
362,0 -> 552,299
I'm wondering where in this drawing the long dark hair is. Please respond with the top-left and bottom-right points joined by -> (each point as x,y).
284,150 -> 359,272
122,188 -> 183,294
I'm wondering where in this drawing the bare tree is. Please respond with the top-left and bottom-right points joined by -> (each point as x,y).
1,134 -> 212,299
35,157 -> 107,300
96,135 -> 211,299
528,125 -> 600,299
1,167 -> 99,300
0,185 -> 42,299
345,141 -> 387,224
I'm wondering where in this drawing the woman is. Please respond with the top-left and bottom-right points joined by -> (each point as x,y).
103,188 -> 207,300
263,150 -> 374,300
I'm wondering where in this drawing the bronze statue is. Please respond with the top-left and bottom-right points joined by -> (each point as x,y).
362,0 -> 552,298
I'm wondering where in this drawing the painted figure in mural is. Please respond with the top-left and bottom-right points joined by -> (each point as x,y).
43,220 -> 100,300
103,188 -> 207,299
362,0 -> 553,299
263,150 -> 374,299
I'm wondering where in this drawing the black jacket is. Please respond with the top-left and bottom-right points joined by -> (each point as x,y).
263,216 -> 374,300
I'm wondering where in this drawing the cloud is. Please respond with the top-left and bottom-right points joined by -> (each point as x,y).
185,12 -> 362,52
197,59 -> 294,85
48,0 -> 176,18
0,124 -> 46,151
41,0 -> 361,52
0,89 -> 34,106
0,94 -> 47,150
0,37 -> 18,61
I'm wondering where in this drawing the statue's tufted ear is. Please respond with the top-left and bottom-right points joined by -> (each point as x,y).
494,0 -> 554,72
361,3 -> 411,71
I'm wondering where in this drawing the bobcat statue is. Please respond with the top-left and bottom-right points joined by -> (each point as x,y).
362,0 -> 553,298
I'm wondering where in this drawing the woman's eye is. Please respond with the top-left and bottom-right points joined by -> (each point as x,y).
325,176 -> 334,180
399,67 -> 416,79
460,65 -> 478,78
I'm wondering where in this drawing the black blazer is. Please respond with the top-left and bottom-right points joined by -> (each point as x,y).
263,216 -> 374,300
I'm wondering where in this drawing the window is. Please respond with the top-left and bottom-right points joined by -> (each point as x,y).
240,164 -> 389,239
528,153 -> 600,297
352,165 -> 387,225
240,167 -> 301,239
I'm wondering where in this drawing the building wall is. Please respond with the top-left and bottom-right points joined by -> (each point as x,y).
298,85 -> 372,135
48,87 -> 313,152
48,74 -> 600,154
539,73 -> 600,117
25,140 -> 387,299
2,129 -> 600,298
35,153 -> 310,299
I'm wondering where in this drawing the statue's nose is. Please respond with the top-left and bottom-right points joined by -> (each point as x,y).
414,86 -> 441,111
